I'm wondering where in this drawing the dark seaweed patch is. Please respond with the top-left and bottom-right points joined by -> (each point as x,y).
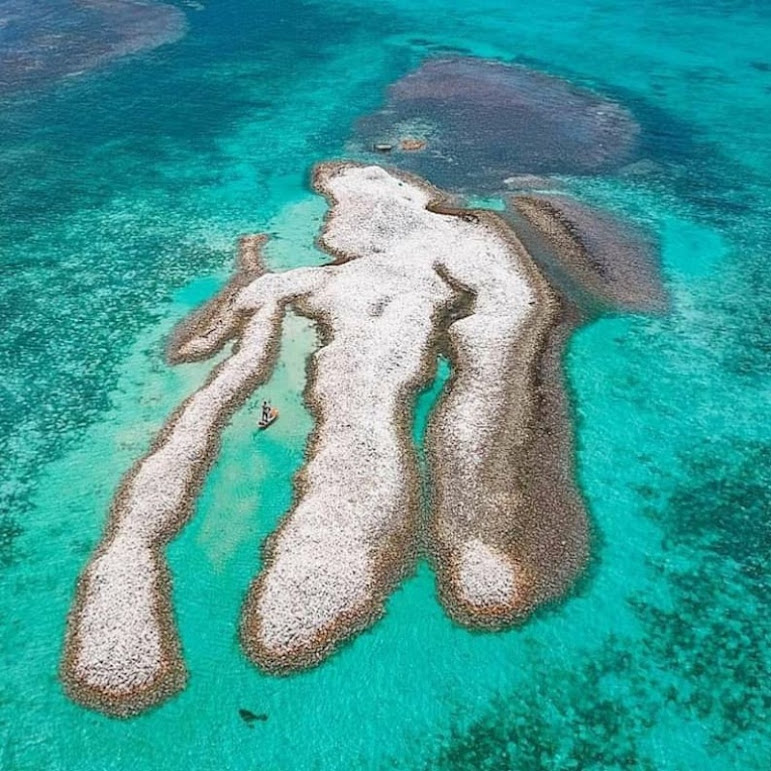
631,438 -> 771,747
0,0 -> 187,97
420,640 -> 662,770
712,259 -> 771,381
509,194 -> 667,315
655,439 -> 771,586
352,57 -> 641,193
0,514 -> 23,570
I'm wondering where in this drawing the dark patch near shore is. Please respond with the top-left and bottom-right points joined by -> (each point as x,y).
509,194 -> 667,316
352,58 -> 640,193
239,707 -> 268,725
0,0 -> 186,97
0,514 -> 23,570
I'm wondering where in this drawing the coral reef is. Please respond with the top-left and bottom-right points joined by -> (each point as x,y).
0,1 -> 186,96
510,194 -> 666,314
352,58 -> 640,192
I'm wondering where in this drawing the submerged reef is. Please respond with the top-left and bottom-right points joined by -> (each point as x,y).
352,58 -> 640,193
0,0 -> 186,96
62,162 -> 593,715
353,56 -> 665,316
509,194 -> 666,315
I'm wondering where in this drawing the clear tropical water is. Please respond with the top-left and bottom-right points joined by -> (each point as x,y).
1,1 -> 769,769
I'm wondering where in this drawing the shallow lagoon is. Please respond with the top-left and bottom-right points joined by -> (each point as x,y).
1,1 -> 769,769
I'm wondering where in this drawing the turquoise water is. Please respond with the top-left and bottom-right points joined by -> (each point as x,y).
1,1 -> 769,768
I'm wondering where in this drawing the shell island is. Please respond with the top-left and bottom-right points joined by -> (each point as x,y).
60,161 -> 589,715
3,0 -> 768,764
61,60 -> 664,717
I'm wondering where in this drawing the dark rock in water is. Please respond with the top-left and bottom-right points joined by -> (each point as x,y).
239,708 -> 268,725
509,194 -> 667,315
399,137 -> 427,152
352,58 -> 641,193
0,0 -> 187,97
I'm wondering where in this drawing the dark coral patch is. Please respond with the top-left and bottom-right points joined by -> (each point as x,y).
0,514 -> 23,570
352,58 -> 640,193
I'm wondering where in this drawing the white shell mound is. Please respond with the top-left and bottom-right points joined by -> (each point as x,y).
62,162 -> 588,716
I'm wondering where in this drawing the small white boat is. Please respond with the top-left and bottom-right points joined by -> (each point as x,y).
258,408 -> 279,430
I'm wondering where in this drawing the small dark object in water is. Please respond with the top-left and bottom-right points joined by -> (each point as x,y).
239,708 -> 268,725
374,143 -> 394,152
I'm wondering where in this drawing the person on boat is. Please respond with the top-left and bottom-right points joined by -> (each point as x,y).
261,400 -> 271,423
